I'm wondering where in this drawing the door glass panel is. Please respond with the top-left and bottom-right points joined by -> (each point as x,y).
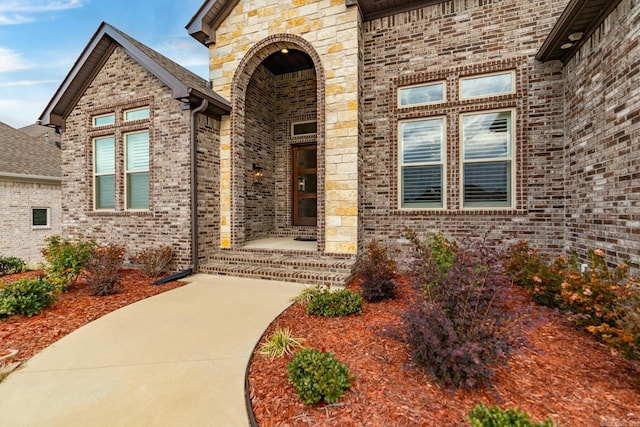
297,149 -> 316,169
297,173 -> 317,194
298,198 -> 317,218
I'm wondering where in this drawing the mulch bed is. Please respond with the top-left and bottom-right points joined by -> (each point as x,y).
0,269 -> 186,364
248,277 -> 640,426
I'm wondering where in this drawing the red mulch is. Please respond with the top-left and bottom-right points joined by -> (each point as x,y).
249,277 -> 640,427
0,269 -> 187,364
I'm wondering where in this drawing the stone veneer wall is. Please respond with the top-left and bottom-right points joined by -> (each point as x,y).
62,46 -> 197,269
210,0 -> 359,254
562,0 -> 640,273
0,180 -> 61,263
360,0 -> 567,263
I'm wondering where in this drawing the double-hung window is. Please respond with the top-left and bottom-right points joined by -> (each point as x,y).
94,136 -> 116,210
399,118 -> 445,208
125,131 -> 149,210
461,110 -> 513,207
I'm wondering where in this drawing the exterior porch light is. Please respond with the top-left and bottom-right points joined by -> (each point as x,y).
280,48 -> 289,54
252,163 -> 264,184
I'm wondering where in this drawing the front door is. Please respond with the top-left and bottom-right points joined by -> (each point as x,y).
292,144 -> 317,226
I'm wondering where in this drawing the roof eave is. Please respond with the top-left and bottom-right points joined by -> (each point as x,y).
0,172 -> 61,184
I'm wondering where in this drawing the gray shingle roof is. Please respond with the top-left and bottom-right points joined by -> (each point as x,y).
0,121 -> 61,180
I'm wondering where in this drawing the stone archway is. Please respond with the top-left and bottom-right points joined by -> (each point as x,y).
229,34 -> 326,251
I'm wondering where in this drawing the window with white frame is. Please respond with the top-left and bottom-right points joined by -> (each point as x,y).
124,107 -> 150,121
460,71 -> 514,99
399,118 -> 445,208
125,131 -> 149,210
461,110 -> 513,207
32,208 -> 49,227
94,136 -> 116,210
398,81 -> 445,107
93,113 -> 115,127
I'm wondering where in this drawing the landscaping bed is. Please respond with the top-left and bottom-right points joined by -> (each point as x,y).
248,276 -> 640,426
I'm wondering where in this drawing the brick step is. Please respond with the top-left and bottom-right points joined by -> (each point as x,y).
200,250 -> 357,287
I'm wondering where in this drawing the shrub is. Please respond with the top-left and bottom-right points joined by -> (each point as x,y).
258,327 -> 305,360
404,231 -> 522,389
0,256 -> 25,275
131,246 -> 173,277
358,241 -> 397,302
467,404 -> 558,427
84,244 -> 125,296
42,235 -> 96,291
290,284 -> 325,304
287,347 -> 354,404
306,288 -> 363,317
0,277 -> 56,318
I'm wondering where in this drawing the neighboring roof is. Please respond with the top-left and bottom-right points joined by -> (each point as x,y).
40,22 -> 230,128
19,124 -> 62,148
186,0 -> 446,45
536,0 -> 623,64
0,121 -> 61,182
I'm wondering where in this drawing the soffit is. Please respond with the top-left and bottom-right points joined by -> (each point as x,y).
536,0 -> 624,63
262,49 -> 315,75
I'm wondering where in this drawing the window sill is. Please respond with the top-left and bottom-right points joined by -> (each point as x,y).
392,208 -> 526,216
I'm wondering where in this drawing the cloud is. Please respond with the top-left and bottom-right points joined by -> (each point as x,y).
0,79 -> 59,87
0,0 -> 86,25
0,47 -> 30,72
156,39 -> 209,68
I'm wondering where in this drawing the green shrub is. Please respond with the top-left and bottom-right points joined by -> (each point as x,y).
131,245 -> 173,277
467,404 -> 558,427
358,241 -> 397,302
42,235 -> 96,291
306,288 -> 363,317
258,327 -> 305,360
287,347 -> 354,404
85,244 -> 125,296
291,285 -> 325,304
0,256 -> 25,275
404,231 -> 522,390
0,277 -> 56,318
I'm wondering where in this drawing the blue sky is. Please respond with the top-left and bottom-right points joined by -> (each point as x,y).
0,0 -> 210,129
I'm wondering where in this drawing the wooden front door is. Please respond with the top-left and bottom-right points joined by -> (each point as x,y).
292,144 -> 317,226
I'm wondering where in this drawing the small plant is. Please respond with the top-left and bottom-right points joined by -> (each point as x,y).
42,235 -> 96,291
306,288 -> 363,317
290,284 -> 325,304
287,347 -> 354,404
358,241 -> 397,302
0,256 -> 25,275
131,246 -> 173,277
258,327 -> 305,360
0,277 -> 56,318
404,230 -> 522,389
467,404 -> 558,427
84,244 -> 125,296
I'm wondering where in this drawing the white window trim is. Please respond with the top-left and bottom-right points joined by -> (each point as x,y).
397,116 -> 447,210
291,120 -> 317,137
31,207 -> 50,229
92,113 -> 115,127
459,70 -> 516,100
459,107 -> 516,210
397,80 -> 447,108
93,136 -> 116,211
124,130 -> 150,211
124,106 -> 150,122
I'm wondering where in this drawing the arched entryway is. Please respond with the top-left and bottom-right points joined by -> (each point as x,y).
229,34 -> 325,251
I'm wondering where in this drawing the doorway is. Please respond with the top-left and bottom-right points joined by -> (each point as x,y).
292,144 -> 317,226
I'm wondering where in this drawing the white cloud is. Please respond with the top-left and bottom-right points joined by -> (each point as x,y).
0,98 -> 44,128
0,79 -> 59,87
156,39 -> 209,68
0,0 -> 86,25
0,47 -> 30,72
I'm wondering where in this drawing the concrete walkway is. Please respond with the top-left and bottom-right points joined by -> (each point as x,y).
0,274 -> 304,427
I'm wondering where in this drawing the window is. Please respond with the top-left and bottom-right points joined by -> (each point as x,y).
125,131 -> 149,210
93,113 -> 115,127
94,136 -> 116,209
32,208 -> 49,227
292,121 -> 317,137
460,71 -> 514,99
124,107 -> 150,121
461,110 -> 513,207
399,81 -> 445,107
399,118 -> 445,208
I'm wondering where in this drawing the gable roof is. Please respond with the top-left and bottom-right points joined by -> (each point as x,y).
186,0 -> 447,44
0,121 -> 61,182
536,0 -> 624,64
40,22 -> 230,129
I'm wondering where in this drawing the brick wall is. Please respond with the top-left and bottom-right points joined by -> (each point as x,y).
0,180 -> 61,263
62,46 -> 212,270
360,0 -> 567,264
563,0 -> 640,272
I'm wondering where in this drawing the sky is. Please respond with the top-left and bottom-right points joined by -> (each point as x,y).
0,0 -> 210,129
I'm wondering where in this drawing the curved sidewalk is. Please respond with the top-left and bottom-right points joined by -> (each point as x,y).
0,274 -> 304,427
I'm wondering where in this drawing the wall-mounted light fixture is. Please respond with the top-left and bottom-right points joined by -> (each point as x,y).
252,163 -> 264,184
